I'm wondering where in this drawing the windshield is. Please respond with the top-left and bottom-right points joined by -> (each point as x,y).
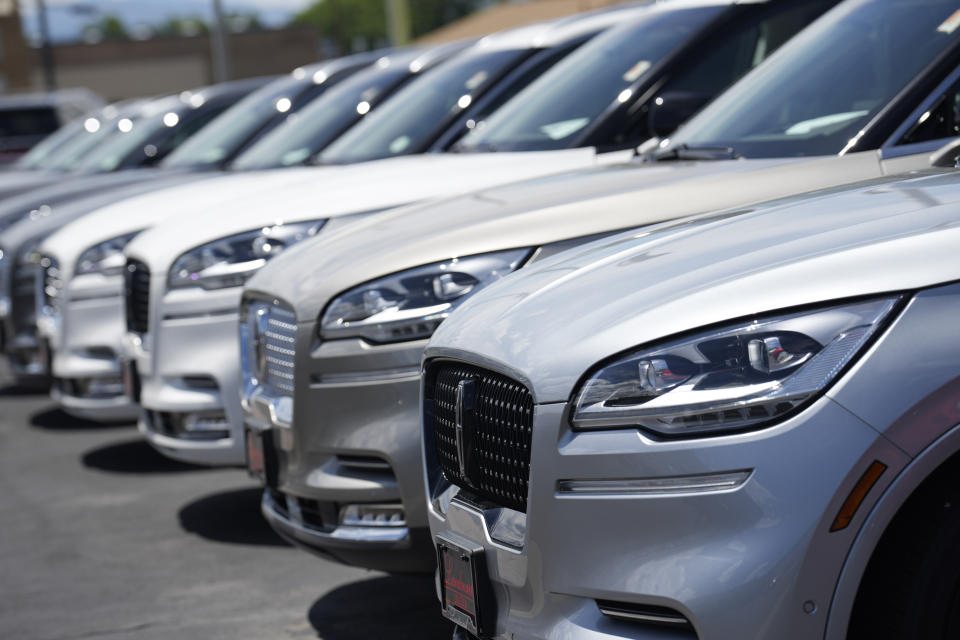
665,0 -> 960,158
231,63 -> 410,170
163,76 -> 312,170
456,5 -> 724,152
72,107 -> 181,172
41,114 -> 132,171
16,118 -> 86,169
321,48 -> 529,163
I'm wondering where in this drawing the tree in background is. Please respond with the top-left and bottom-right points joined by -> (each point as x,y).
81,14 -> 128,43
80,12 -> 263,43
294,0 -> 489,53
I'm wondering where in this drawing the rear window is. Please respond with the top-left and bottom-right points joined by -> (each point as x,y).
0,107 -> 60,137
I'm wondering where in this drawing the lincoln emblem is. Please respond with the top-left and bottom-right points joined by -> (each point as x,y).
454,378 -> 477,483
254,307 -> 270,383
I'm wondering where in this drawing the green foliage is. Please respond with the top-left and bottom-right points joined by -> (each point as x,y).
153,17 -> 211,38
294,0 -> 489,53
81,14 -> 129,42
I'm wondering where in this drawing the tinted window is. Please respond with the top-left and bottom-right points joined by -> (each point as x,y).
71,98 -> 232,172
898,75 -> 960,144
163,74 -> 337,169
16,119 -> 86,169
43,118 -> 126,171
661,2 -> 834,97
321,48 -> 530,164
665,0 -> 960,158
231,63 -> 409,170
0,107 -> 59,137
455,6 -> 725,152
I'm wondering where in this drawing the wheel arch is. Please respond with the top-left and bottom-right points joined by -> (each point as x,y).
826,421 -> 960,639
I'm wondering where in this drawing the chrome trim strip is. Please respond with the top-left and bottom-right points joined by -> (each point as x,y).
598,605 -> 690,627
557,470 -> 752,496
309,366 -> 420,386
262,491 -> 409,545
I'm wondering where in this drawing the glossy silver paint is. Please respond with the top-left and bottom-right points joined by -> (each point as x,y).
0,171 -> 207,389
243,145 -> 943,571
134,2 -> 658,469
423,170 -> 960,639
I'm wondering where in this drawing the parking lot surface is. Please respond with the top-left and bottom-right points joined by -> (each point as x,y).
0,364 -> 452,640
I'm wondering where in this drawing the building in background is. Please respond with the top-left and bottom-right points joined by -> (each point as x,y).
415,0 -> 631,44
0,0 -> 636,100
0,0 -> 33,91
31,26 -> 318,100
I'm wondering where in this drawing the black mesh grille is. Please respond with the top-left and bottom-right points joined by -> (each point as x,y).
11,263 -> 37,332
124,259 -> 150,334
426,360 -> 533,512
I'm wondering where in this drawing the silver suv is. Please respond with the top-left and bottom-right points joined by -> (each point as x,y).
423,167 -> 960,639
242,0 -> 960,574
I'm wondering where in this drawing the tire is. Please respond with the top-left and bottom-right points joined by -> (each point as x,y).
848,463 -> 960,639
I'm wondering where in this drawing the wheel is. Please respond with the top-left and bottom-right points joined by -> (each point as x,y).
848,462 -> 960,639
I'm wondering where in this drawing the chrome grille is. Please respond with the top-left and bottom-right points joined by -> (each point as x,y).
124,259 -> 150,334
245,300 -> 297,396
425,360 -> 534,513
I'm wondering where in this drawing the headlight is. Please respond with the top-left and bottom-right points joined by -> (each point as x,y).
320,249 -> 531,343
572,298 -> 900,438
168,220 -> 325,290
77,232 -> 140,277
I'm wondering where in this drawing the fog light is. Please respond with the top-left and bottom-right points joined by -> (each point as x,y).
84,376 -> 125,398
182,411 -> 230,433
339,504 -> 406,527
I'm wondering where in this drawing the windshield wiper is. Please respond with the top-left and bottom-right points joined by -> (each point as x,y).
650,143 -> 740,162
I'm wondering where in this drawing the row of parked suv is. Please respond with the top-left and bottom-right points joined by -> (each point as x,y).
3,0 -> 960,637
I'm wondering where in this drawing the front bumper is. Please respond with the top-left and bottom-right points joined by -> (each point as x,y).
246,323 -> 435,572
133,285 -> 246,467
48,275 -> 137,422
260,487 -> 432,573
426,396 -> 906,640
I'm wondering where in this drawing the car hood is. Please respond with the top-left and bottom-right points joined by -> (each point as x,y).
425,169 -> 960,402
39,165 -> 327,279
0,167 -> 191,228
0,170 -> 62,200
124,147 -> 624,271
245,151 -> 885,321
0,171 -> 209,260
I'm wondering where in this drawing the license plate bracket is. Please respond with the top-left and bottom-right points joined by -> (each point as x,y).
437,534 -> 496,638
122,359 -> 141,403
245,428 -> 279,488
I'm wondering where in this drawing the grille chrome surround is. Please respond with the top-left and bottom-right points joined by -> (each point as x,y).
426,360 -> 534,513
124,259 -> 150,334
243,299 -> 297,397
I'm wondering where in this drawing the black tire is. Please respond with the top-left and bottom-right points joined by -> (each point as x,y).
848,462 -> 960,639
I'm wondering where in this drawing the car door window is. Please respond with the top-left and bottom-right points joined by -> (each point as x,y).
662,1 -> 836,98
898,77 -> 960,145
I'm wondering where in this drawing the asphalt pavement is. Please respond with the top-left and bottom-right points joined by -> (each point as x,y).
0,362 -> 453,640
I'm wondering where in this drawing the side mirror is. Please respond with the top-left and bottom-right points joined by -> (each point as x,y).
647,91 -> 712,138
929,137 -> 960,168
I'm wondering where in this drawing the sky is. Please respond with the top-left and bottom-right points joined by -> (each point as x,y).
18,0 -> 316,43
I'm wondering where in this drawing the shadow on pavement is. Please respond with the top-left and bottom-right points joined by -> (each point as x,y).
178,487 -> 289,547
82,438 -> 209,474
0,381 -> 50,397
31,407 -> 135,431
308,574 -> 452,640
